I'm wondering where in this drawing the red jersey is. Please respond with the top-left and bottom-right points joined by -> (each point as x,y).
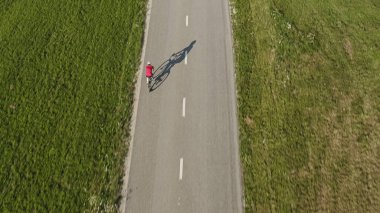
146,65 -> 153,77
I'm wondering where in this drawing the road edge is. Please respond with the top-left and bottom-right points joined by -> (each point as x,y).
119,0 -> 152,212
224,0 -> 245,212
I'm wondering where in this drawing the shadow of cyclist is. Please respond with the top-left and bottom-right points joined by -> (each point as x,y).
150,40 -> 196,92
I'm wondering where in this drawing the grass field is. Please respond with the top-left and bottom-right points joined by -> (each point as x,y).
0,0 -> 145,211
231,0 -> 380,212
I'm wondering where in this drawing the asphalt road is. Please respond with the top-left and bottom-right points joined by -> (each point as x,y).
125,0 -> 242,212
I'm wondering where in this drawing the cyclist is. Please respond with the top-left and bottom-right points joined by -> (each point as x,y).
145,62 -> 154,84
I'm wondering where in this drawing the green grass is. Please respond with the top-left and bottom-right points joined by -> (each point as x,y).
231,0 -> 380,212
0,0 -> 145,211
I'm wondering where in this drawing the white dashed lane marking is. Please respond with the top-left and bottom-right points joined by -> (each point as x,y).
179,158 -> 183,180
182,97 -> 186,117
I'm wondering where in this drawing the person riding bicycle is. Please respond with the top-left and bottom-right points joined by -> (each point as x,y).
145,62 -> 154,84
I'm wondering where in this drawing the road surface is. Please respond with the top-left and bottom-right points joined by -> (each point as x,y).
125,0 -> 242,212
